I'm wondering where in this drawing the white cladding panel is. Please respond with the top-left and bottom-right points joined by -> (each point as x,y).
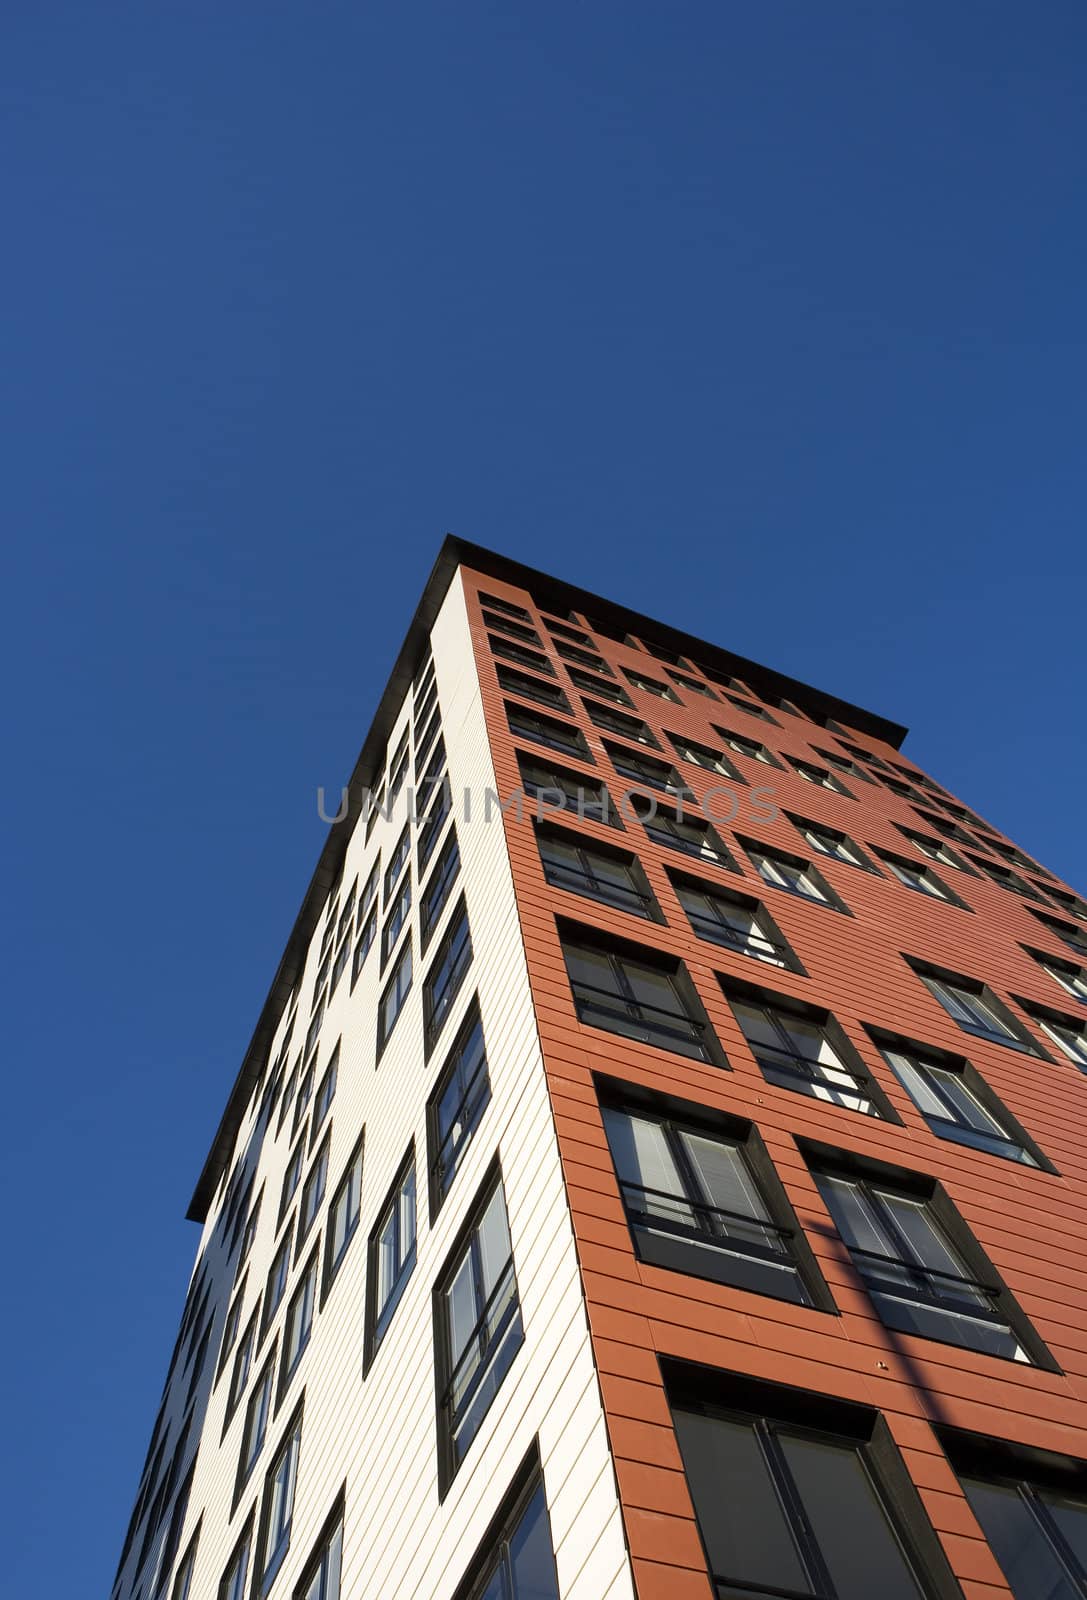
114,571 -> 633,1600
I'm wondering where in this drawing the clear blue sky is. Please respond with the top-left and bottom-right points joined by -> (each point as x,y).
2,4 -> 1085,1594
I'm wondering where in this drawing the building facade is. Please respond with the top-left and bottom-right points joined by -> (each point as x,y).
113,539 -> 1087,1600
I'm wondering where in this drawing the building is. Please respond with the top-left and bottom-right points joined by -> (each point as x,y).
112,537 -> 1087,1600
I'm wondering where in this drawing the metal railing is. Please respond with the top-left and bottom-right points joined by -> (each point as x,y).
571,980 -> 709,1057
621,1181 -> 795,1263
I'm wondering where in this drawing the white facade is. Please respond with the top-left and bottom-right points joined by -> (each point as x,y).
113,571 -> 635,1600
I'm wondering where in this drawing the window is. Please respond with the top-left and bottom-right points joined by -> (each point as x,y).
496,664 -> 570,712
666,732 -> 743,780
537,825 -> 657,918
787,816 -> 874,871
742,839 -> 847,910
298,1137 -> 330,1249
725,693 -> 778,724
604,740 -> 688,798
428,1004 -> 491,1212
882,775 -> 926,802
170,1524 -> 199,1600
294,1502 -> 343,1600
641,639 -> 685,665
218,1519 -> 252,1600
583,699 -> 659,745
546,619 -> 591,644
436,1171 -> 523,1490
311,1047 -> 337,1141
1027,948 -> 1087,1005
236,1189 -> 263,1275
481,610 -> 541,645
1044,885 -> 1087,921
812,745 -> 877,785
292,1062 -> 315,1139
384,825 -> 411,902
968,856 -> 1045,902
875,850 -> 969,907
1027,908 -> 1087,960
155,1464 -> 196,1599
516,754 -> 621,828
729,988 -> 888,1117
255,1408 -> 302,1595
872,1032 -> 1045,1166
894,826 -> 971,872
913,806 -> 972,843
416,734 -> 447,803
424,898 -> 473,1050
641,804 -> 736,868
324,1136 -> 363,1293
811,1158 -> 1043,1363
479,591 -> 530,620
601,1093 -> 821,1305
554,639 -> 609,672
388,733 -> 410,801
262,1223 -> 295,1335
453,1455 -> 560,1600
216,1280 -> 247,1384
366,1150 -> 416,1361
624,667 -> 680,701
566,666 -> 633,706
238,1351 -> 276,1492
506,703 -> 590,760
225,1306 -> 261,1426
714,725 -> 782,767
381,874 -> 412,965
561,928 -> 725,1064
837,738 -> 890,770
1018,1000 -> 1087,1069
488,635 -> 555,675
281,1248 -> 318,1394
279,1135 -> 307,1225
668,668 -> 718,700
329,932 -> 351,996
943,1431 -> 1087,1600
420,828 -> 461,949
787,756 -> 852,796
910,962 -> 1040,1053
418,776 -> 452,873
377,941 -> 413,1053
670,1370 -> 956,1600
670,873 -> 800,970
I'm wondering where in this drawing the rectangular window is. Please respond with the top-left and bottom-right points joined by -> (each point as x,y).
788,816 -> 874,870
170,1524 -> 199,1600
641,804 -> 736,868
417,776 -> 452,872
666,732 -> 743,780
216,1280 -> 247,1384
453,1454 -> 560,1600
787,755 -> 852,795
489,635 -> 555,675
668,668 -> 718,700
1028,908 -> 1087,960
566,666 -> 633,706
225,1305 -> 260,1426
554,639 -> 610,672
714,725 -> 782,767
479,591 -> 530,620
516,754 -> 621,828
670,1371 -> 954,1600
428,1004 -> 491,1213
561,928 -> 725,1065
367,1150 -> 417,1362
297,1136 -> 330,1249
381,875 -> 412,966
894,826 -> 971,871
742,839 -> 847,910
537,824 -> 657,919
481,610 -> 541,645
872,1032 -> 1045,1166
604,740 -> 688,798
811,1160 -> 1040,1363
291,1061 -> 315,1140
414,707 -> 443,771
280,1249 -> 318,1395
582,700 -> 657,747
813,745 -> 877,785
377,941 -> 413,1053
546,619 -> 591,644
602,1095 -> 819,1305
506,703 -> 591,760
384,825 -> 411,903
279,1135 -> 306,1225
969,856 -> 1046,901
311,1046 -> 337,1142
237,1349 -> 276,1493
942,1431 -> 1087,1600
254,1407 -> 302,1595
217,1519 -> 252,1600
1019,999 -> 1087,1069
728,988 -> 887,1117
725,693 -> 778,724
876,849 -> 968,906
670,872 -> 800,970
420,829 -> 461,949
351,908 -> 377,986
437,1171 -> 523,1492
295,1502 -> 343,1600
1027,947 -> 1087,1006
624,667 -> 680,701
324,1136 -> 364,1293
910,961 -> 1039,1053
262,1222 -> 294,1336
424,899 -> 473,1050
387,732 -> 410,802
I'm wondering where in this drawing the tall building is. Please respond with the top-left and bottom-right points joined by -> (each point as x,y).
113,538 -> 1087,1600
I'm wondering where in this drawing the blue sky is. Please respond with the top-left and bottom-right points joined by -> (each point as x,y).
2,3 -> 1085,1593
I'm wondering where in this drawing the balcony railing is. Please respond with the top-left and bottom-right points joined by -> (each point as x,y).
848,1245 -> 1005,1321
750,1041 -> 871,1108
571,979 -> 710,1060
542,860 -> 654,918
621,1181 -> 795,1264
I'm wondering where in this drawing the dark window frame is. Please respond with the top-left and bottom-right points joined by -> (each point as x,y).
907,958 -> 1051,1058
668,867 -> 804,973
426,998 -> 492,1219
738,835 -> 852,914
536,820 -> 663,921
364,1146 -> 417,1372
423,895 -> 473,1056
